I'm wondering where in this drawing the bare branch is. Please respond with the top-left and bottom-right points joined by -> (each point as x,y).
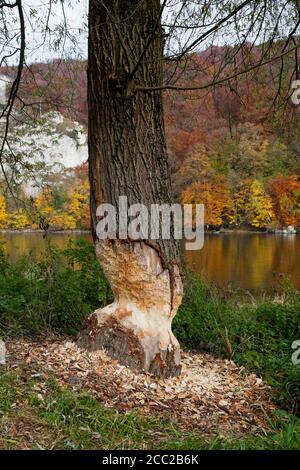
0,0 -> 25,203
136,44 -> 299,92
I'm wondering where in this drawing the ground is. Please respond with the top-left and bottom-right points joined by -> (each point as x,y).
0,336 -> 278,450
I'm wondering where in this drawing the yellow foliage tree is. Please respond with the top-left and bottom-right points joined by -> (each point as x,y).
235,179 -> 274,228
234,179 -> 253,225
10,210 -> 30,230
0,195 -> 8,229
51,213 -> 77,230
247,180 -> 275,228
67,180 -> 89,228
34,188 -> 55,229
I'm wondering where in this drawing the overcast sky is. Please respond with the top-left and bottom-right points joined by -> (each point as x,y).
3,1 -> 298,66
8,0 -> 88,64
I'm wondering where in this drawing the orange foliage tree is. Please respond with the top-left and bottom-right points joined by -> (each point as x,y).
182,176 -> 236,227
267,175 -> 300,227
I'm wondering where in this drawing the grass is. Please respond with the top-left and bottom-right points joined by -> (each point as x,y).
0,367 -> 300,450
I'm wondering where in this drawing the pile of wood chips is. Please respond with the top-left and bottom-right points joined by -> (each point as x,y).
6,337 -> 276,436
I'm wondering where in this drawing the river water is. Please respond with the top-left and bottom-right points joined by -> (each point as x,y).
1,231 -> 300,293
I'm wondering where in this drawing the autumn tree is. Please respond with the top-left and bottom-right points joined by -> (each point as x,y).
268,175 -> 300,227
246,180 -> 275,229
33,188 -> 55,230
234,179 -> 275,228
9,209 -> 29,230
0,195 -> 8,228
0,1 -> 299,376
182,176 -> 236,228
67,180 -> 90,229
174,145 -> 215,197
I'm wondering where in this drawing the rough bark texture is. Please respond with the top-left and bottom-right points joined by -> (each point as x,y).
82,0 -> 183,376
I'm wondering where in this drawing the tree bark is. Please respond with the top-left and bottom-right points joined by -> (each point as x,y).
79,0 -> 183,377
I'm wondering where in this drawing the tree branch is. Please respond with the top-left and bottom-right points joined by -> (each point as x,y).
0,0 -> 25,204
136,45 -> 299,92
166,0 -> 254,61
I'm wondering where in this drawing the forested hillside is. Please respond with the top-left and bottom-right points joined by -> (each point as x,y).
1,41 -> 300,230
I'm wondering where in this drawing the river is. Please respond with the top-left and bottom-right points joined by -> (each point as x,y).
1,231 -> 300,293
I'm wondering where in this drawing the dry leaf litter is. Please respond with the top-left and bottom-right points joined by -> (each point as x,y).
5,337 -> 276,437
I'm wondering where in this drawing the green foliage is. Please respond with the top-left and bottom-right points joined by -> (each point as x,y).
0,239 -> 112,336
174,271 -> 300,415
52,186 -> 68,210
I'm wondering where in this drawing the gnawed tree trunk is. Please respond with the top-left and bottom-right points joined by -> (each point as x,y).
79,0 -> 183,377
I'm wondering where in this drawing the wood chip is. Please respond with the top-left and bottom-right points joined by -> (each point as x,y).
5,336 -> 276,437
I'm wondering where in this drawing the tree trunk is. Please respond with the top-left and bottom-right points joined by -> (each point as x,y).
79,0 -> 183,377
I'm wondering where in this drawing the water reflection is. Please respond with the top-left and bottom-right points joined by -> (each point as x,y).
0,231 -> 92,263
185,232 -> 300,292
1,231 -> 300,292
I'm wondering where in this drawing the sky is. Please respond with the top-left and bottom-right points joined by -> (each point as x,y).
2,1 -> 298,66
26,0 -> 88,62
2,0 -> 88,65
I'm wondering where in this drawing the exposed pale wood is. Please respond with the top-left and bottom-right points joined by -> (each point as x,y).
79,240 -> 183,377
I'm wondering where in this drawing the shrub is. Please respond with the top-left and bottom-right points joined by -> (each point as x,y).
0,239 -> 112,336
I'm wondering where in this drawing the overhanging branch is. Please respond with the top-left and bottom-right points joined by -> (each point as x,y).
136,44 -> 299,92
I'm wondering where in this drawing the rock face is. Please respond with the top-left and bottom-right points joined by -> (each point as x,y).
0,74 -> 11,106
0,110 -> 88,195
78,240 -> 183,378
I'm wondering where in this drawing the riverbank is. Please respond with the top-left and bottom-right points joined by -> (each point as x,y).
2,338 -> 275,439
0,227 -> 299,234
0,239 -> 299,449
0,229 -> 91,234
0,376 -> 297,451
210,227 -> 300,235
2,230 -> 300,292
0,239 -> 299,409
